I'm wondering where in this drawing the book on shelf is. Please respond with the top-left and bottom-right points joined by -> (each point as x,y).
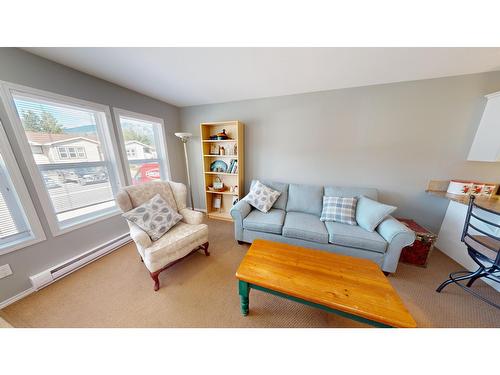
227,159 -> 238,174
228,159 -> 235,173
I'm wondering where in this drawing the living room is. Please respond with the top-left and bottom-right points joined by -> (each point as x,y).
1,1 -> 499,374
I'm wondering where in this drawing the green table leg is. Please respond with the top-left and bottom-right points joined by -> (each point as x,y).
239,280 -> 250,316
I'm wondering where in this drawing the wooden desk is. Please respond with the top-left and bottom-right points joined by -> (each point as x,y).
426,190 -> 500,213
235,239 -> 417,328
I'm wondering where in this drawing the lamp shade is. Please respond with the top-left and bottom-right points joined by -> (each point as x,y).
175,132 -> 193,142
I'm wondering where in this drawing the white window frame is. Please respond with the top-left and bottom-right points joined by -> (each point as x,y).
67,146 -> 77,158
126,148 -> 136,158
76,147 -> 86,158
0,81 -> 127,236
0,120 -> 45,255
113,108 -> 171,185
57,146 -> 70,160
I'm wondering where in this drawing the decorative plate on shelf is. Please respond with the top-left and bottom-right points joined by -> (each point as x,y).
210,160 -> 228,172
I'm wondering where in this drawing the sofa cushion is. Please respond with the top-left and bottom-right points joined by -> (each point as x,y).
243,208 -> 286,235
356,195 -> 397,232
250,180 -> 289,210
286,183 -> 324,216
244,180 -> 282,213
283,212 -> 329,244
325,186 -> 378,201
325,221 -> 387,253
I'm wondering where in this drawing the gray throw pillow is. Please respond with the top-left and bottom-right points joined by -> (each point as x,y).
244,180 -> 281,213
356,195 -> 396,232
122,193 -> 182,241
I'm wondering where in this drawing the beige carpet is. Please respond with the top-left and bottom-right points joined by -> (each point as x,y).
0,316 -> 12,328
1,219 -> 499,328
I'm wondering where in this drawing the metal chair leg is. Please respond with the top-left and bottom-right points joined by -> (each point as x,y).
466,268 -> 488,287
436,268 -> 484,293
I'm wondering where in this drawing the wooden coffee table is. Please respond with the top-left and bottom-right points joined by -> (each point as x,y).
235,239 -> 417,328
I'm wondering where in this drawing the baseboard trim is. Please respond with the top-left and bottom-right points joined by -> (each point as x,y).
0,287 -> 34,310
0,233 -> 131,309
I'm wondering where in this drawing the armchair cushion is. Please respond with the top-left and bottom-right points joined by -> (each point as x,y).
124,180 -> 178,210
122,194 -> 182,241
180,208 -> 204,225
128,222 -> 152,252
144,222 -> 208,272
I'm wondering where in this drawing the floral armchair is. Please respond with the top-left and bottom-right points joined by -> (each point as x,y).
116,180 -> 209,291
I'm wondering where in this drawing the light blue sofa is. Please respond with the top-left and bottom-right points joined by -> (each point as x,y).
230,180 -> 416,273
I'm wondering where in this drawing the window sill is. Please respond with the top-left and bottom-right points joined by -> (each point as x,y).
51,208 -> 124,237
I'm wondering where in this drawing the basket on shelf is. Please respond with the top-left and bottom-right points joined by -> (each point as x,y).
208,176 -> 225,192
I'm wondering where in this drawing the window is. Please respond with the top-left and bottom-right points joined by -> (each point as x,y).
126,148 -> 136,158
57,146 -> 87,160
57,147 -> 69,159
77,147 -> 86,158
0,120 -> 45,254
31,145 -> 43,154
114,108 -> 170,185
1,82 -> 125,235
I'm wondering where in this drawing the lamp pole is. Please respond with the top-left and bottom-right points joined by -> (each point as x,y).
175,133 -> 195,210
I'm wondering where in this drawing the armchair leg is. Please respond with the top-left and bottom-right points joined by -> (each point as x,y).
201,242 -> 210,256
150,271 -> 160,291
147,242 -> 210,292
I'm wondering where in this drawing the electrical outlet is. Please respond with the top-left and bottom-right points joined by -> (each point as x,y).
0,264 -> 13,279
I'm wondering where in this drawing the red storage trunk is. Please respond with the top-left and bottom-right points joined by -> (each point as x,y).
396,218 -> 437,267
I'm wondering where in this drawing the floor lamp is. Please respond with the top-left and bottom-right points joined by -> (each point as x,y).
175,132 -> 195,210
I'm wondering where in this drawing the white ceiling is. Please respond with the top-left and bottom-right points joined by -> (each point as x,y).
25,48 -> 500,107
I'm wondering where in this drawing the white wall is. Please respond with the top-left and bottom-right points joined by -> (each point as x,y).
181,71 -> 500,234
0,48 -> 184,304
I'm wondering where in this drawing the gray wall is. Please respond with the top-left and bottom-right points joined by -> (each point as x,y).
0,48 -> 183,303
181,71 -> 500,234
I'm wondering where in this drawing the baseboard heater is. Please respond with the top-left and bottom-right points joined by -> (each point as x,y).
29,233 -> 131,290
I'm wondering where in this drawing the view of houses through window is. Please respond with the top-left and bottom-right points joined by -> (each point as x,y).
0,119 -> 43,253
117,112 -> 167,185
0,152 -> 26,242
12,93 -> 120,226
0,84 -> 170,236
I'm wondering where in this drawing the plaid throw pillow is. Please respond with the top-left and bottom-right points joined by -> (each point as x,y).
320,196 -> 358,225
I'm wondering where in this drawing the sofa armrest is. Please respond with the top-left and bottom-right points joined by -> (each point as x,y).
180,208 -> 204,225
230,199 -> 252,241
128,222 -> 152,251
377,216 -> 416,273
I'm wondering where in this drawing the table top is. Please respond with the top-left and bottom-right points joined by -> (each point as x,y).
236,239 -> 417,328
426,190 -> 500,213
